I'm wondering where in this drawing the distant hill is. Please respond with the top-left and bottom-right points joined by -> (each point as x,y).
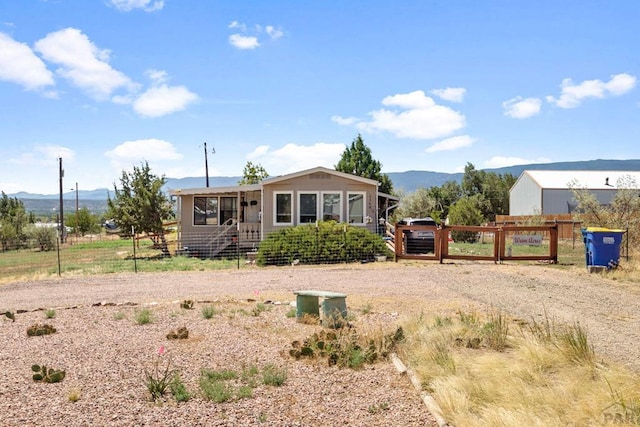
389,159 -> 640,192
9,159 -> 640,215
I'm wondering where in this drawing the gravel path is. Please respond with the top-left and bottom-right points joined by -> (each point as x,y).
1,261 -> 639,426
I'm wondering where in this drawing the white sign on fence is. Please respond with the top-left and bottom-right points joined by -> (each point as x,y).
513,234 -> 543,246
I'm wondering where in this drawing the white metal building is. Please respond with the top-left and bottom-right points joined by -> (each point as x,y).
509,170 -> 640,215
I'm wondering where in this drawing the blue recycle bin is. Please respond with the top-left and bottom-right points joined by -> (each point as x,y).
581,227 -> 625,271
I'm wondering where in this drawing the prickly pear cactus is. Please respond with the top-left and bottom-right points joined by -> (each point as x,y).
31,364 -> 66,383
180,300 -> 194,309
26,323 -> 57,336
166,326 -> 189,340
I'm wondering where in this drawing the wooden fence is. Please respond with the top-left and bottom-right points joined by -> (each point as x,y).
394,223 -> 558,264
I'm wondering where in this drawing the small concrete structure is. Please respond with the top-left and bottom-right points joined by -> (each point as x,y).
294,290 -> 347,328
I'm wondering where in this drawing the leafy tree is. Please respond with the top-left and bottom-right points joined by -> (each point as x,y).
67,207 -> 101,236
335,134 -> 393,194
396,188 -> 438,221
460,163 -> 515,223
0,192 -> 29,251
107,162 -> 174,256
423,180 -> 463,223
26,225 -> 57,251
238,161 -> 269,185
570,175 -> 640,246
448,195 -> 484,243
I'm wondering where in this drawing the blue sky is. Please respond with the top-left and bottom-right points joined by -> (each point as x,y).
1,1 -> 638,194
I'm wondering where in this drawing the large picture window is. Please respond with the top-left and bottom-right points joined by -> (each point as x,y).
348,192 -> 365,224
322,192 -> 342,222
274,192 -> 293,225
194,197 -> 218,225
299,193 -> 318,223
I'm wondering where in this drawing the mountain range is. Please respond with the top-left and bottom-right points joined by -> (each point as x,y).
8,159 -> 640,216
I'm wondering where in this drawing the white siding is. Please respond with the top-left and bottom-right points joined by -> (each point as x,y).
510,170 -> 637,215
509,173 -> 542,215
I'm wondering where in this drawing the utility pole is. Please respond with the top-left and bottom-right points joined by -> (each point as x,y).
203,143 -> 215,187
58,157 -> 65,243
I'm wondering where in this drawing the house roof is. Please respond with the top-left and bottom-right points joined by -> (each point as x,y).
169,166 -> 385,197
169,184 -> 261,196
261,166 -> 380,186
519,170 -> 640,190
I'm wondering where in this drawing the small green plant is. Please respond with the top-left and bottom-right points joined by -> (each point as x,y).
31,364 -> 66,383
368,402 -> 390,414
170,374 -> 191,402
237,385 -> 253,399
2,311 -> 15,322
251,303 -> 268,316
458,310 -> 479,326
144,346 -> 176,401
27,323 -> 57,336
201,305 -> 218,319
199,374 -> 233,403
241,363 -> 260,388
285,307 -> 296,318
44,308 -> 56,319
262,364 -> 287,386
166,326 -> 189,340
180,300 -> 194,310
135,308 -> 153,325
434,315 -> 453,328
201,368 -> 238,381
112,311 -> 126,321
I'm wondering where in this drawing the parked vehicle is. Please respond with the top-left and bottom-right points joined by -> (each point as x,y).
397,217 -> 437,254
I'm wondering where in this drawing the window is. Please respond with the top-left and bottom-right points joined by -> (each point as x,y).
299,193 -> 318,223
220,197 -> 237,224
322,192 -> 342,222
274,192 -> 293,225
194,197 -> 218,225
348,192 -> 365,224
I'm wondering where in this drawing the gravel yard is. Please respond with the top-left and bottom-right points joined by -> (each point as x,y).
1,261 -> 639,426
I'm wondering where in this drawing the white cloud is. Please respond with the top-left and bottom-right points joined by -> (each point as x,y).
228,21 -> 246,31
246,143 -> 345,174
483,156 -> 551,169
425,135 -> 475,153
105,139 -> 182,172
352,90 -> 465,139
0,32 -> 54,90
109,0 -> 164,12
431,87 -> 466,102
34,28 -> 135,100
265,26 -> 284,40
229,34 -> 260,50
546,73 -> 636,109
227,21 -> 283,50
331,115 -> 358,126
502,96 -> 542,119
133,84 -> 198,117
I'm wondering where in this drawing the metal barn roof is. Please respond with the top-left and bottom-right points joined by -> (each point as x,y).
522,170 -> 640,190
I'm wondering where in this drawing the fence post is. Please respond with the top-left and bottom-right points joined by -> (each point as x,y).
131,226 -> 137,273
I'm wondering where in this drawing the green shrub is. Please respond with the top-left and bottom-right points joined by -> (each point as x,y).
26,225 -> 57,252
256,221 -> 391,266
135,309 -> 153,325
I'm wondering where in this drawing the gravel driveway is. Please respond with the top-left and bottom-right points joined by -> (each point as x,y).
1,261 -> 639,426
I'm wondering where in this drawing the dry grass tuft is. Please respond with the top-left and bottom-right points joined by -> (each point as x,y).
400,308 -> 640,426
